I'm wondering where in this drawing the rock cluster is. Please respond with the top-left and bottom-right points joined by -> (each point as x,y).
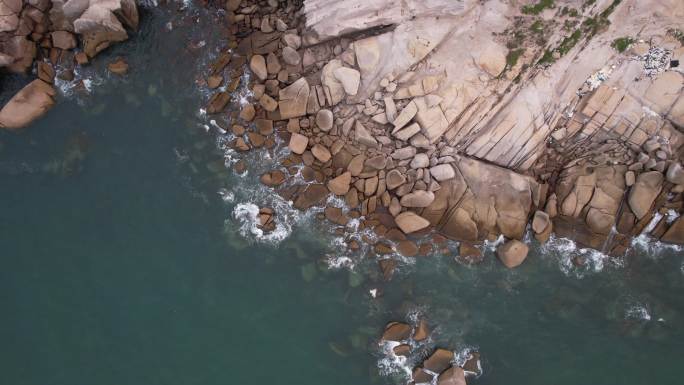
379,318 -> 481,384
1,0 -> 139,129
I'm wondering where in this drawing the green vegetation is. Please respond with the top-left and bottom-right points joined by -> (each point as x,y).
506,49 -> 525,68
558,30 -> 582,55
522,0 -> 555,15
530,20 -> 544,33
668,28 -> 684,45
611,37 -> 634,53
582,0 -> 596,9
537,49 -> 556,65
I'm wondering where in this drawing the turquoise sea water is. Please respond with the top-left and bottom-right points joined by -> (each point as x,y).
1,4 -> 683,385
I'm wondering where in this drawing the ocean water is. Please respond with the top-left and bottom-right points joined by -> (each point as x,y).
1,4 -> 683,385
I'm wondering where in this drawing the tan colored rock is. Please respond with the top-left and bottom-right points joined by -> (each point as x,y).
386,169 -> 406,190
51,31 -> 77,50
259,93 -> 278,112
661,217 -> 684,245
628,171 -> 663,219
312,144 -> 332,163
327,171 -> 352,195
239,103 -> 255,121
532,210 -> 550,234
316,109 -> 334,131
395,211 -> 430,234
279,77 -> 310,119
496,240 -> 529,268
354,121 -> 378,147
249,54 -> 267,80
288,133 -> 308,154
108,58 -> 129,74
282,46 -> 300,65
437,366 -> 466,385
400,190 -> 435,207
430,164 -> 455,181
0,79 -> 55,130
333,66 -> 360,96
423,348 -> 454,373
392,100 -> 417,131
667,162 -> 684,185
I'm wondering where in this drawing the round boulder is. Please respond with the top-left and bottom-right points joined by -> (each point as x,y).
496,239 -> 529,268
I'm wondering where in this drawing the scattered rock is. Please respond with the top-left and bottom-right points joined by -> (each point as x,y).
249,54 -> 267,80
382,321 -> 411,342
354,121 -> 378,147
312,144 -> 332,162
260,170 -> 287,187
282,46 -> 300,65
395,211 -> 430,234
423,348 -> 454,373
327,171 -> 352,195
316,109 -> 333,131
289,133 -> 309,154
333,66 -> 360,95
430,164 -> 455,181
279,77 -> 310,119
400,190 -> 435,207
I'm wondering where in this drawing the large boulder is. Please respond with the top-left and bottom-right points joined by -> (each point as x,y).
0,79 -> 56,130
628,171 -> 663,219
381,322 -> 411,342
66,0 -> 140,58
422,348 -> 454,373
496,240 -> 529,268
395,211 -> 430,234
279,77 -> 310,119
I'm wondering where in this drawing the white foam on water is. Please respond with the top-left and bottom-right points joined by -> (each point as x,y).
483,234 -> 504,252
217,189 -> 234,203
625,303 -> 652,322
631,212 -> 683,257
233,202 -> 292,244
376,341 -> 412,379
540,235 -> 614,278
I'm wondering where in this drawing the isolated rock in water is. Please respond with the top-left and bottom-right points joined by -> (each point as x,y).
327,171 -> 352,195
288,133 -> 308,154
423,348 -> 454,374
661,217 -> 684,245
437,366 -> 466,385
107,58 -> 128,74
496,240 -> 529,268
333,67 -> 360,95
628,171 -> 663,219
279,77 -> 310,119
0,79 -> 55,130
393,344 -> 411,357
395,211 -> 430,234
532,210 -> 550,234
381,321 -> 411,342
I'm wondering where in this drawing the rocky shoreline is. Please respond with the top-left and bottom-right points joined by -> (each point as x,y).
3,1 -> 683,266
205,0 -> 684,272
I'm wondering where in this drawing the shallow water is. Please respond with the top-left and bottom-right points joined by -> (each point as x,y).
1,4 -> 683,385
